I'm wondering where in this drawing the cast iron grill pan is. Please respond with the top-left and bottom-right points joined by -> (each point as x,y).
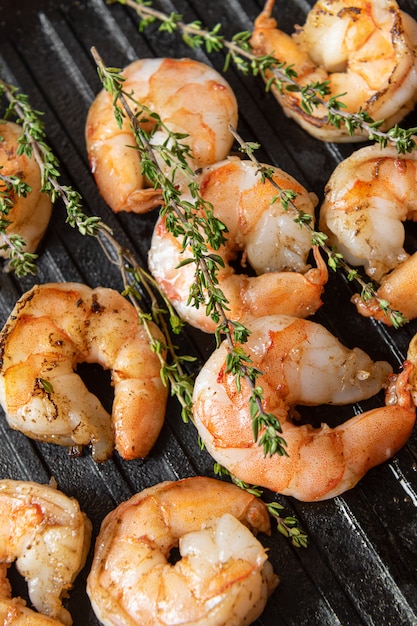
0,1 -> 416,624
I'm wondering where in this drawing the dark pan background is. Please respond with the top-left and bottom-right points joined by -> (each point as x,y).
1,1 -> 417,624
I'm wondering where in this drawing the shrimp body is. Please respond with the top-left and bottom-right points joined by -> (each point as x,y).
192,315 -> 415,502
0,283 -> 168,461
318,142 -> 417,323
0,597 -> 67,624
86,58 -> 238,214
250,0 -> 417,142
86,476 -> 278,626
352,252 -> 417,324
149,158 -> 327,333
0,479 -> 91,625
406,334 -> 417,408
0,121 -> 53,260
319,142 -> 417,280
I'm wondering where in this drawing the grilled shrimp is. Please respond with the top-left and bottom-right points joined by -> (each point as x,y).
406,334 -> 417,409
0,120 -> 53,262
0,597 -> 67,624
250,0 -> 417,142
319,141 -> 417,323
86,57 -> 238,214
86,476 -> 278,626
0,283 -> 168,461
149,158 -> 327,333
0,479 -> 91,625
192,315 -> 415,502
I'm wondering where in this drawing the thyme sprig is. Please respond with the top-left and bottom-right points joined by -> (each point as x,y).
0,75 -> 196,423
91,46 -> 288,457
230,126 -> 408,329
96,228 -> 196,423
214,464 -> 308,548
0,169 -> 38,276
0,78 -> 103,240
109,0 -> 417,153
0,232 -> 38,276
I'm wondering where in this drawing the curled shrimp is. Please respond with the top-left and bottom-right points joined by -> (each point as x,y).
0,121 -> 53,261
0,478 -> 91,625
0,282 -> 168,462
250,0 -> 417,142
148,158 -> 328,333
86,476 -> 278,626
86,57 -> 238,214
319,142 -> 417,280
192,315 -> 415,502
318,142 -> 417,323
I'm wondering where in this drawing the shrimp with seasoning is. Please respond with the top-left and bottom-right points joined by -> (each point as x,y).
86,476 -> 278,626
192,315 -> 415,502
148,158 -> 328,333
250,0 -> 417,142
0,282 -> 168,462
318,142 -> 417,324
0,121 -> 53,262
0,597 -> 68,625
0,479 -> 91,626
405,334 -> 417,410
85,57 -> 238,214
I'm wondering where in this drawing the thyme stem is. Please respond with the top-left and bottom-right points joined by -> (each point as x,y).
91,46 -> 288,457
0,73 -> 196,422
214,463 -> 308,548
97,227 -> 196,421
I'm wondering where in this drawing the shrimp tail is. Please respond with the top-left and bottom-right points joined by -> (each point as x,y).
309,245 -> 328,286
351,293 -> 397,326
316,362 -> 415,501
254,0 -> 277,30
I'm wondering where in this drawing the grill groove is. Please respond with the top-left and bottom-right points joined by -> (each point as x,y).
0,1 -> 416,624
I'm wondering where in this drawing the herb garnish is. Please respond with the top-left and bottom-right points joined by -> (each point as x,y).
0,74 -> 195,423
91,46 -> 288,458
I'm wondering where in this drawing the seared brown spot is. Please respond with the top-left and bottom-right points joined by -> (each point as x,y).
91,294 -> 105,314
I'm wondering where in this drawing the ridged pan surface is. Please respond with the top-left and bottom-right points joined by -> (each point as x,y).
0,1 -> 416,624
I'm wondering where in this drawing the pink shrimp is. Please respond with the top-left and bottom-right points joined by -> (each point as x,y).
0,479 -> 91,625
86,57 -> 238,214
192,315 -> 415,501
0,120 -> 53,263
0,283 -> 168,461
86,476 -> 278,626
250,0 -> 417,142
319,140 -> 417,324
149,158 -> 328,333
